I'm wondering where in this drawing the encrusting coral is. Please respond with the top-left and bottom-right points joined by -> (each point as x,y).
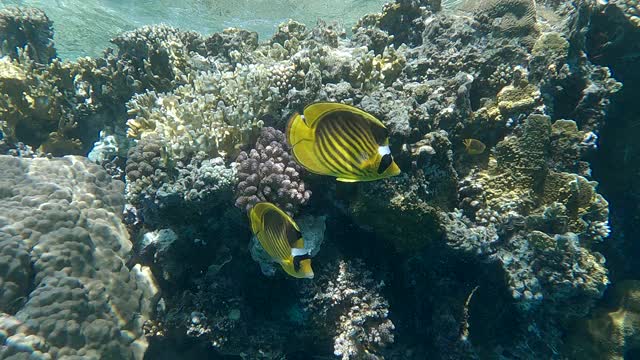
0,155 -> 158,359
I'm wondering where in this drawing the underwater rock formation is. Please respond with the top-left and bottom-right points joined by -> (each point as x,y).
566,280 -> 640,360
0,7 -> 56,64
0,155 -> 158,359
235,127 -> 311,216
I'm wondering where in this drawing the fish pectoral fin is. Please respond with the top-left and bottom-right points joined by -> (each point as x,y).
336,177 -> 360,183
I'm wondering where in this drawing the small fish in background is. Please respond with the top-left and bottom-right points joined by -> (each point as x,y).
463,138 -> 486,155
286,102 -> 401,182
249,202 -> 314,279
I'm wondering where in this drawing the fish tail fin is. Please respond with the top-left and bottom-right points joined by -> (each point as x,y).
286,112 -> 332,175
286,112 -> 313,148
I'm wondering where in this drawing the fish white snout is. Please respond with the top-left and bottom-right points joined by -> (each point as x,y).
378,145 -> 391,156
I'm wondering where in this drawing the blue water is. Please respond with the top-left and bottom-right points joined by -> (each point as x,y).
0,0 -> 390,58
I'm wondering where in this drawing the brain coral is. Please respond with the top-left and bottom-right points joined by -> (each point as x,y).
0,155 -> 158,360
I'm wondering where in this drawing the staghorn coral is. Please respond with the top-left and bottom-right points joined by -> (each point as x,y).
0,155 -> 158,359
300,259 -> 395,360
234,127 -> 311,216
0,7 -> 56,64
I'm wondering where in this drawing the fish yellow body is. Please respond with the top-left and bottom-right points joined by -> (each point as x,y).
286,102 -> 401,182
463,138 -> 486,155
249,202 -> 314,279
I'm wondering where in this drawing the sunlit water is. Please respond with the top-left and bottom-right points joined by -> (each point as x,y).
0,0 -> 393,59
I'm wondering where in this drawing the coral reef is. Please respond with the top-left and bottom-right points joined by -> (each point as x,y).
235,127 -> 311,216
0,155 -> 158,359
124,136 -> 236,228
1,0 -> 637,358
0,7 -> 56,64
300,259 -> 395,360
456,114 -> 610,313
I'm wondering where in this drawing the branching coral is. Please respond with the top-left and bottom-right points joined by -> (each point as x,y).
125,58 -> 302,160
300,259 -> 395,360
111,25 -> 207,93
234,127 -> 310,216
0,155 -> 158,359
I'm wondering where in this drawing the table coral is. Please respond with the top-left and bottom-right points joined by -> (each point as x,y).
0,155 -> 158,359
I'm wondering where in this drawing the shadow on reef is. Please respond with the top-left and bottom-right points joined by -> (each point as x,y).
587,2 -> 640,283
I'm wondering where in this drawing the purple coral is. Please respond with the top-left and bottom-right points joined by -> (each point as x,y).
235,127 -> 311,215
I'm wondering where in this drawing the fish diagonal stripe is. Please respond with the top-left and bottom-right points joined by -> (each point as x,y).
350,117 -> 378,149
269,220 -> 289,259
342,117 -> 375,154
327,118 -> 369,164
264,222 -> 286,259
262,226 -> 277,256
323,120 -> 366,176
276,223 -> 291,257
316,126 -> 350,175
318,125 -> 361,176
328,136 -> 367,176
340,118 -> 373,155
313,134 -> 343,176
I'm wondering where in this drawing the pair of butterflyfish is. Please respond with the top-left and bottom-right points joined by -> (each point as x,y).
249,102 -> 401,278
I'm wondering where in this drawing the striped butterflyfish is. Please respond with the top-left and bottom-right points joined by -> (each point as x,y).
249,202 -> 314,279
286,102 -> 401,182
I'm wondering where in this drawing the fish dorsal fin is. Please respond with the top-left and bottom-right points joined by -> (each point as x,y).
250,202 -> 298,261
303,102 -> 387,130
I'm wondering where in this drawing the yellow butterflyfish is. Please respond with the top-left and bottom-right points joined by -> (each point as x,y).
286,102 -> 401,182
249,202 -> 314,279
463,138 -> 486,155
